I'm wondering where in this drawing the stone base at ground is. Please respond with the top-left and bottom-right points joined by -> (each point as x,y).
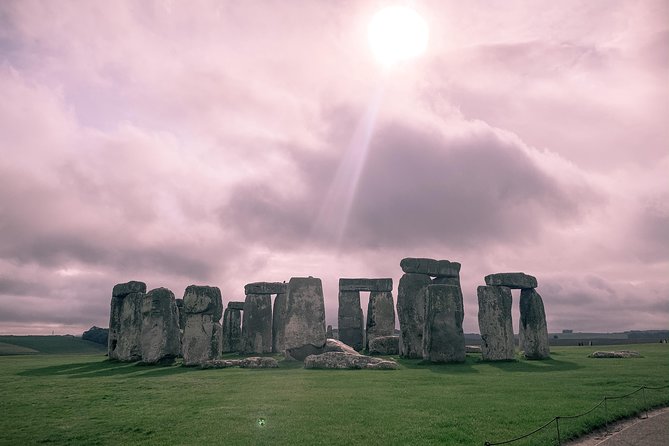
368,336 -> 399,355
304,352 -> 399,369
200,357 -> 280,369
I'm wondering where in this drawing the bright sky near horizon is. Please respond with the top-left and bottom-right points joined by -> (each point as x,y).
0,1 -> 667,335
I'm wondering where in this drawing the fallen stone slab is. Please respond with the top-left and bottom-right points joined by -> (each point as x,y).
304,352 -> 399,370
112,281 -> 147,298
485,272 -> 537,289
240,357 -> 280,368
589,350 -> 642,358
227,301 -> 245,311
200,359 -> 242,369
400,258 -> 461,278
285,338 -> 359,361
339,278 -> 393,292
244,282 -> 287,295
368,336 -> 399,355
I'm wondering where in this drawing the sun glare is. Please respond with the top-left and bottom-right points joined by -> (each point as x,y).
368,5 -> 429,68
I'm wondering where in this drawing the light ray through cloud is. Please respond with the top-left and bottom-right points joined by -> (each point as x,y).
311,81 -> 387,248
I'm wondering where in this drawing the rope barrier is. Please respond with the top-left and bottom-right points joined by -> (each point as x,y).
483,384 -> 669,445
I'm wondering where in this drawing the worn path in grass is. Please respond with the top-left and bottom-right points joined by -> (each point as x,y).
567,407 -> 669,446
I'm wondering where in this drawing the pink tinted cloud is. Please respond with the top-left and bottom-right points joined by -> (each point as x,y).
0,1 -> 667,335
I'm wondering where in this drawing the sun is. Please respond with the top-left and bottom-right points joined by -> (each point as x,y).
368,5 -> 429,68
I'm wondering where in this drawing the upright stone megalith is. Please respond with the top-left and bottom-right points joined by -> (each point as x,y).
477,285 -> 515,361
280,277 -> 326,358
337,290 -> 364,351
175,298 -> 185,331
108,280 -> 146,361
222,306 -> 242,353
140,287 -> 181,364
519,288 -> 550,359
182,285 -> 223,366
366,291 -> 395,349
272,292 -> 287,353
241,293 -> 272,354
397,273 -> 432,358
422,284 -> 466,363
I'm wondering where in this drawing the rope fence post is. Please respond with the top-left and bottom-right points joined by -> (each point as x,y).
555,417 -> 561,445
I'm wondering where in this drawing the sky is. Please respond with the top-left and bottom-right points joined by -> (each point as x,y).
1,0 -> 667,335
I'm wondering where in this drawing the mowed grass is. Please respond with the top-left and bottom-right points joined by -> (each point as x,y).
0,336 -> 106,356
0,344 -> 667,446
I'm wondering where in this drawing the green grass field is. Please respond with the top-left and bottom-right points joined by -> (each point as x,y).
0,339 -> 666,445
0,336 -> 106,356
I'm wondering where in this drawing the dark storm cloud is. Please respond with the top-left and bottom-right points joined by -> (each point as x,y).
222,116 -> 595,251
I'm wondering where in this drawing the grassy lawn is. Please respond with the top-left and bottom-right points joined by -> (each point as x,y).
0,336 -> 106,356
0,343 -> 667,445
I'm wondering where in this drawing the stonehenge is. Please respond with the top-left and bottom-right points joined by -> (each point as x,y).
477,272 -> 550,360
182,285 -> 223,366
106,262 -> 552,369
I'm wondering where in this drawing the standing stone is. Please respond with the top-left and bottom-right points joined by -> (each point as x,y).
108,281 -> 146,361
366,291 -> 396,349
222,308 -> 242,353
326,325 -> 334,339
338,290 -> 364,351
182,285 -> 223,366
241,293 -> 272,354
272,292 -> 287,353
140,287 -> 181,364
422,284 -> 466,363
397,273 -> 432,358
519,288 -> 550,359
278,277 -> 326,356
477,286 -> 515,361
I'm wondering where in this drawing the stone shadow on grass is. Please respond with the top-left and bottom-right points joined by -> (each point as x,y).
399,355 -> 480,374
483,355 -> 583,373
18,359 -> 189,379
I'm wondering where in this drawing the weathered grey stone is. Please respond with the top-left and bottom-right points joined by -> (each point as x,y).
338,290 -> 364,351
277,277 -> 326,355
400,258 -> 461,278
182,285 -> 223,317
366,291 -> 395,349
285,338 -> 359,361
396,273 -> 432,358
485,272 -> 538,289
588,350 -> 641,358
175,299 -> 185,330
222,308 -> 242,353
244,282 -> 287,295
139,288 -> 181,364
200,359 -> 242,369
304,352 -> 399,370
108,288 -> 144,361
368,336 -> 399,355
272,292 -> 287,353
326,325 -> 333,338
432,277 -> 460,286
519,288 -> 550,359
338,278 -> 393,292
112,281 -> 146,298
182,285 -> 223,366
477,285 -> 515,361
422,285 -> 466,363
240,357 -> 280,368
227,301 -> 245,311
241,293 -> 272,354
